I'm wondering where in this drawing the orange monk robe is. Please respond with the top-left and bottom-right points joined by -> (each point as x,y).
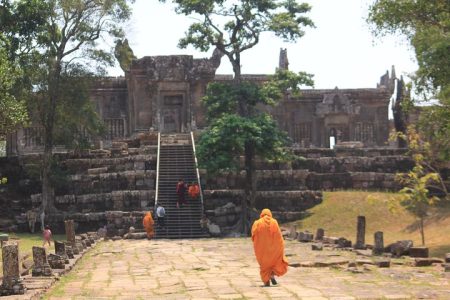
142,212 -> 154,239
251,208 -> 288,283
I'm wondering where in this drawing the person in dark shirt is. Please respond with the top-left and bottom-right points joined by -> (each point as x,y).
176,179 -> 187,208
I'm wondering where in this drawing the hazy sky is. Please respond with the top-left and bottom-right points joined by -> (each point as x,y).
109,0 -> 418,89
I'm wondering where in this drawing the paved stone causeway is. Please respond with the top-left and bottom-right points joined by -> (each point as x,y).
44,238 -> 450,300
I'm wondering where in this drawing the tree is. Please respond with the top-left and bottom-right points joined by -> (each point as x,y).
0,42 -> 28,140
1,0 -> 134,212
162,0 -> 314,232
393,126 -> 446,245
368,0 -> 450,160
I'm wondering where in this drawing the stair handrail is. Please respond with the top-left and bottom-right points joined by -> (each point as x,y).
155,132 -> 161,208
190,131 -> 204,214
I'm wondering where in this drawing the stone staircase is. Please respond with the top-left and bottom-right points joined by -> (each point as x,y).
155,134 -> 207,239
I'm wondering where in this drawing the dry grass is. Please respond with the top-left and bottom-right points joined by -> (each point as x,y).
289,191 -> 450,257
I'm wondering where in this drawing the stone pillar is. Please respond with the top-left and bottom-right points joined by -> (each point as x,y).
315,228 -> 325,241
32,246 -> 52,276
354,216 -> 366,249
65,220 -> 79,255
1,243 -> 25,295
372,231 -> 384,255
65,220 -> 76,245
55,241 -> 69,264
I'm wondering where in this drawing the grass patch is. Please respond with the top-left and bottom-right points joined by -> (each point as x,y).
0,232 -> 66,276
288,191 -> 450,257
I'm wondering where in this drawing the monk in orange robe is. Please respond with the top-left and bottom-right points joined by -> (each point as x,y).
251,208 -> 288,286
142,211 -> 154,239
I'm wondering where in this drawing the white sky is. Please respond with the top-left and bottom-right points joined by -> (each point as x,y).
108,0 -> 418,89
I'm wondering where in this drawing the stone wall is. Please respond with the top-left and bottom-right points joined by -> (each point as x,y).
0,144 -> 419,234
203,190 -> 322,231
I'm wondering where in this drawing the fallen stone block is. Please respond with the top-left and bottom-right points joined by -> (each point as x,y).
375,259 -> 390,268
311,243 -> 323,251
314,259 -> 349,267
385,240 -> 413,257
337,237 -> 352,248
322,236 -> 339,244
355,249 -> 372,257
409,247 -> 429,258
414,258 -> 444,267
47,254 -> 65,269
356,259 -> 374,265
444,263 -> 450,272
298,231 -> 314,242
124,232 -> 147,239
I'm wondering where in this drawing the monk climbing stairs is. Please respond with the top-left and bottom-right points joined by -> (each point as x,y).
154,133 -> 207,238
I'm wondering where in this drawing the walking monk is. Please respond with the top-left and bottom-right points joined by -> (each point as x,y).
142,211 -> 154,239
251,208 -> 288,286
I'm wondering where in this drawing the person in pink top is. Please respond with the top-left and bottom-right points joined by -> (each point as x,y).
42,225 -> 52,247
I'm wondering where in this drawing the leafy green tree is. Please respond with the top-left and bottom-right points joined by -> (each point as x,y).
368,0 -> 450,160
1,0 -> 134,212
0,42 -> 28,140
393,127 -> 446,245
161,0 -> 314,232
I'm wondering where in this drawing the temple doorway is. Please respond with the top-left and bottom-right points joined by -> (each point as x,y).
161,95 -> 184,133
329,128 -> 337,149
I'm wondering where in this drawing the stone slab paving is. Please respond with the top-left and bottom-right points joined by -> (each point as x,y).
41,238 -> 450,300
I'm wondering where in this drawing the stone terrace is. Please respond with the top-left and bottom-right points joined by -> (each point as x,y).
41,238 -> 450,300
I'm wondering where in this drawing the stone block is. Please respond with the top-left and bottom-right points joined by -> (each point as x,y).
445,253 -> 450,263
323,236 -> 339,244
413,257 -> 443,267
375,259 -> 390,268
385,240 -> 413,257
87,167 -> 108,175
337,237 -> 352,248
315,228 -> 324,241
444,263 -> 450,272
47,254 -> 65,269
298,231 -> 314,242
414,258 -> 433,267
32,246 -> 52,276
409,247 -> 429,258
311,243 -> 323,251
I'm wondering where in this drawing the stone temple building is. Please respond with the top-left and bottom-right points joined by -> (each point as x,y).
6,49 -> 396,155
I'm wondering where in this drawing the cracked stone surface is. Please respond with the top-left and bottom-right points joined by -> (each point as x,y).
44,238 -> 450,299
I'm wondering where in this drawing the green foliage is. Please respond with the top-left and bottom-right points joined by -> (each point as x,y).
392,126 -> 447,244
417,91 -> 450,161
52,67 -> 106,151
396,165 -> 440,217
0,41 -> 28,138
197,113 -> 291,173
262,69 -> 314,100
0,177 -> 7,184
162,0 -> 313,77
368,0 -> 450,160
1,0 -> 134,211
203,70 -> 314,121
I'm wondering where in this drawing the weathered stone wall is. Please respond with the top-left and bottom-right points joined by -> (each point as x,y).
203,148 -> 413,192
1,143 -> 419,234
203,190 -> 322,231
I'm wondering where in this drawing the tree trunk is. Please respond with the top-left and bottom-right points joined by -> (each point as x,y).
419,217 -> 425,245
41,60 -> 61,213
243,141 -> 256,234
231,56 -> 255,235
